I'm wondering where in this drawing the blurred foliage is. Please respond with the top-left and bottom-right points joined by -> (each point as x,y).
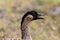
0,0 -> 60,40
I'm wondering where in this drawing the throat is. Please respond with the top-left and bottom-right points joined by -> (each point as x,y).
21,20 -> 32,40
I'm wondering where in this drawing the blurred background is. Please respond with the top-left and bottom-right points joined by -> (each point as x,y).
0,0 -> 60,40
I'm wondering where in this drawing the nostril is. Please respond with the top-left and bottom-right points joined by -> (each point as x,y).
38,13 -> 45,16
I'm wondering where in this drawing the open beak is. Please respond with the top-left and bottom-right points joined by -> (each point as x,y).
37,13 -> 44,19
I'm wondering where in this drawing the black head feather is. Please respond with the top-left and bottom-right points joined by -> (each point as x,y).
21,11 -> 44,26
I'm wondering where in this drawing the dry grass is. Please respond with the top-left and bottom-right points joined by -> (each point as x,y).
0,0 -> 60,40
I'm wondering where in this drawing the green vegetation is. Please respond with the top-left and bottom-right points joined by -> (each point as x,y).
0,0 -> 60,40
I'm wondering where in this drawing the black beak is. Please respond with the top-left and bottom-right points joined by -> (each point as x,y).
37,13 -> 44,19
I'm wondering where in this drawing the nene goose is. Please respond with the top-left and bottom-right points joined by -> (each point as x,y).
21,11 -> 44,40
